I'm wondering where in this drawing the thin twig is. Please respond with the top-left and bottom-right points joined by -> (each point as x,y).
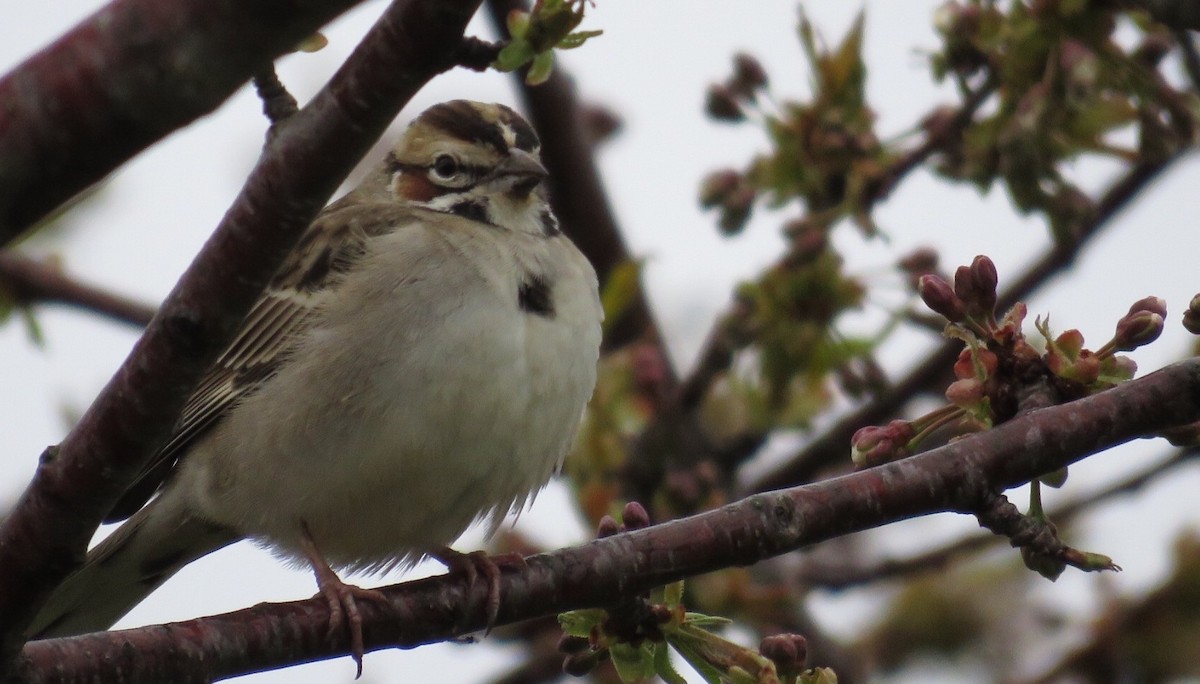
251,66 -> 299,126
801,448 -> 1199,590
0,251 -> 155,327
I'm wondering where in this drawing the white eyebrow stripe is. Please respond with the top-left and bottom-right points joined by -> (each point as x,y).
498,121 -> 518,149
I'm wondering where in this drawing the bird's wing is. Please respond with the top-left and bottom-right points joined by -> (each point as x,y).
105,198 -> 413,522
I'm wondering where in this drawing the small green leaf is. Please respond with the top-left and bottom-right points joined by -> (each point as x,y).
683,613 -> 733,629
525,50 -> 556,85
506,9 -> 530,39
662,580 -> 684,609
20,306 -> 45,347
495,41 -> 536,72
558,608 -> 606,637
610,642 -> 656,682
654,642 -> 689,684
559,29 -> 604,49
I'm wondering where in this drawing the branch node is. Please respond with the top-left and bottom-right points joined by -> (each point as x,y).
456,37 -> 503,72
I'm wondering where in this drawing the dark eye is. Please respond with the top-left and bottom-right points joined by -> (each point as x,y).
432,154 -> 459,179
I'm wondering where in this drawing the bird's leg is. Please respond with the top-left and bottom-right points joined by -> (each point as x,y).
431,547 -> 527,633
300,521 -> 389,678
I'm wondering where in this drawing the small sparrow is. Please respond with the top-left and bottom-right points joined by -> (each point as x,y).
31,101 -> 603,669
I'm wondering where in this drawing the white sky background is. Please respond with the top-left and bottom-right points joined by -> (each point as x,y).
3,1 -> 1200,682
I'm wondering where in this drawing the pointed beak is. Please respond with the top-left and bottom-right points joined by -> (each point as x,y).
497,149 -> 548,196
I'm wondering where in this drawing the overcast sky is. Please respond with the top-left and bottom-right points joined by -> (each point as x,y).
3,2 -> 1200,682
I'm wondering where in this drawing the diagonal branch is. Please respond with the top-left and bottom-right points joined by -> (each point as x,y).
0,0 -> 375,244
13,357 -> 1200,683
0,0 -> 485,669
0,251 -> 156,327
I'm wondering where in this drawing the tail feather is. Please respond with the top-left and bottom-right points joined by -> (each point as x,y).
31,495 -> 238,639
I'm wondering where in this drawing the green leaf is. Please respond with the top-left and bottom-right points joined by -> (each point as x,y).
665,633 -> 727,684
506,9 -> 530,39
19,306 -> 45,347
683,613 -> 733,629
495,41 -> 536,72
662,580 -> 684,609
559,29 -> 604,49
610,642 -> 657,682
654,643 -> 689,684
558,608 -> 606,637
526,50 -> 556,85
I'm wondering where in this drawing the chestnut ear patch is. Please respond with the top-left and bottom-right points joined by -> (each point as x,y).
393,171 -> 444,203
518,273 -> 555,318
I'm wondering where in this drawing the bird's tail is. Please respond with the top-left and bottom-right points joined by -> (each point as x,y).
30,493 -> 238,639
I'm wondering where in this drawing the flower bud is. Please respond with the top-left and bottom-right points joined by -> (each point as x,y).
727,53 -> 769,100
918,274 -> 965,322
1184,293 -> 1200,335
558,634 -> 590,654
759,633 -> 808,674
1113,311 -> 1164,351
563,650 -> 602,677
1127,295 -> 1167,318
699,170 -> 743,208
969,255 -> 998,316
621,501 -> 651,530
719,186 -> 756,235
705,83 -> 745,122
945,377 -> 984,407
596,515 -> 620,538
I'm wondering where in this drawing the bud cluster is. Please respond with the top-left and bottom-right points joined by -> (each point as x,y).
853,254 -> 1168,467
705,52 -> 770,123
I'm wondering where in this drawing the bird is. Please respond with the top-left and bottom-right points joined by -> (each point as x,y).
30,100 -> 604,672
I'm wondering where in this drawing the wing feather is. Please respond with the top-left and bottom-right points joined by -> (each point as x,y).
105,198 -> 415,522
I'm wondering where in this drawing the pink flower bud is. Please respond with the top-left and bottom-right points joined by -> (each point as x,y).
1113,311 -> 1164,351
918,274 -> 965,322
1127,296 -> 1167,318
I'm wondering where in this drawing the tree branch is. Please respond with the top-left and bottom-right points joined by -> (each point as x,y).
0,0 -> 484,669
0,251 -> 156,327
14,358 -> 1200,682
0,0 -> 377,244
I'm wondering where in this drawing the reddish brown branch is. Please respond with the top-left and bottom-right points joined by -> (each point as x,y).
0,0 -> 374,244
0,0 -> 484,670
0,251 -> 156,327
750,155 -> 1188,492
13,358 -> 1200,682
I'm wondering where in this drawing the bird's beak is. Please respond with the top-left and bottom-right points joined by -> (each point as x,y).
497,149 -> 548,196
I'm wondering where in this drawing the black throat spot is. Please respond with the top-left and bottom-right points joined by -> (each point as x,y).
449,199 -> 490,224
518,274 -> 555,318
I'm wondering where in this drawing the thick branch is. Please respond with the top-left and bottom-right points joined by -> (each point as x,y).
14,358 -> 1200,682
0,251 -> 156,327
0,0 -> 483,668
0,0 -> 372,244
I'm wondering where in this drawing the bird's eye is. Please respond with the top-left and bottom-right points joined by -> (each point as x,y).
431,155 -> 459,179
